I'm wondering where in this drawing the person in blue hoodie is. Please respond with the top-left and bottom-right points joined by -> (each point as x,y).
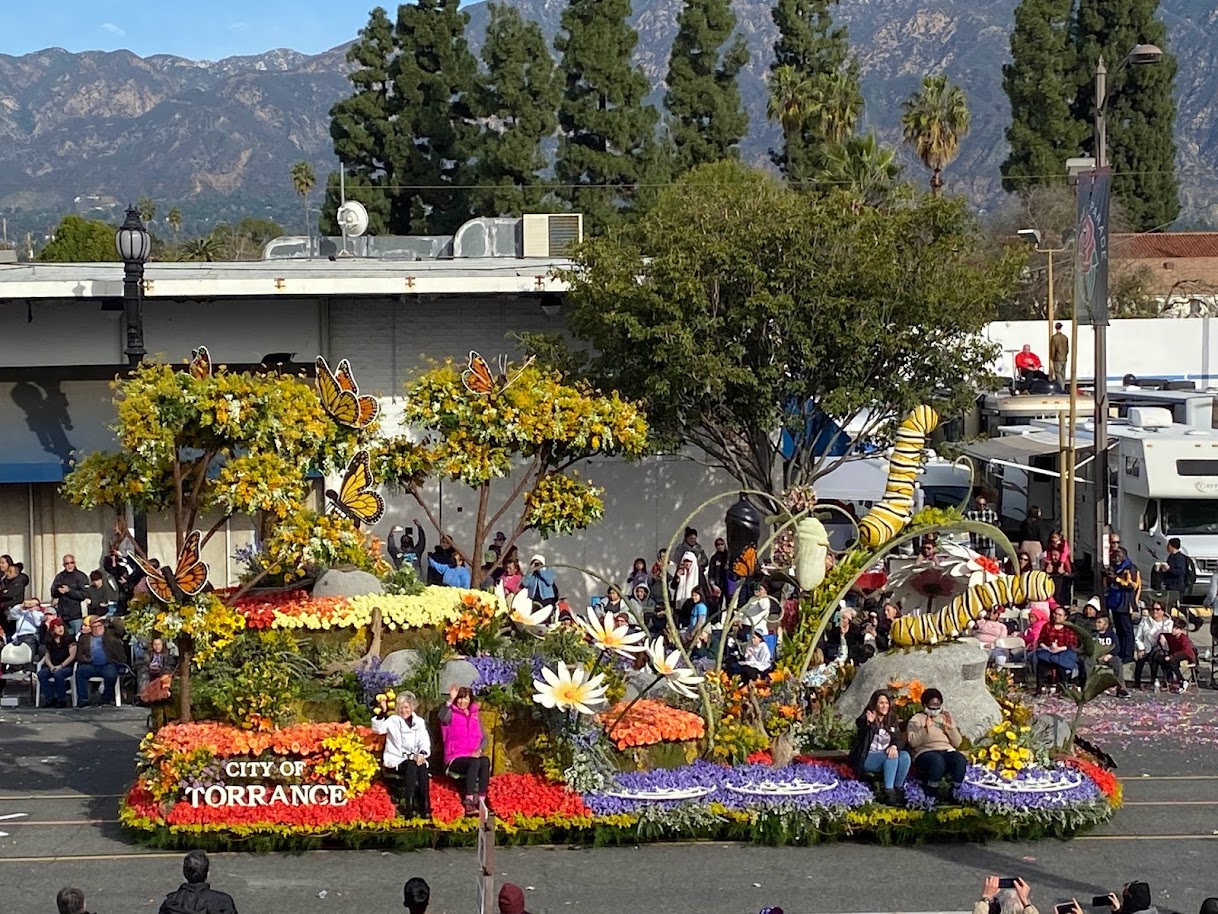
429,550 -> 471,589
523,554 -> 558,609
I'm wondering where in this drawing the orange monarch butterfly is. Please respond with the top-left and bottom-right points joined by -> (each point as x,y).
132,531 -> 210,604
461,350 -> 534,396
316,356 -> 379,429
189,346 -> 212,380
327,449 -> 385,526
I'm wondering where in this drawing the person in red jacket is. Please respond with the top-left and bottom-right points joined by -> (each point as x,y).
1155,617 -> 1198,692
1034,604 -> 1080,694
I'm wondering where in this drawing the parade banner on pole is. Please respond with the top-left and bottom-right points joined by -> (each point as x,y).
1074,168 -> 1112,326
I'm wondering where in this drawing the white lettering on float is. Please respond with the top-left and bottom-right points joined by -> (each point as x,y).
185,759 -> 348,808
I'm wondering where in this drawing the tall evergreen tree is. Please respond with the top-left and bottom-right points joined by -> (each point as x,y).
664,0 -> 750,173
475,4 -> 560,216
327,8 -> 398,233
1001,0 -> 1081,194
769,0 -> 862,184
554,0 -> 661,231
1071,0 -> 1180,230
391,0 -> 480,233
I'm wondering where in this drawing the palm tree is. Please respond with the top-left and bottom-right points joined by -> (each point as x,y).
290,161 -> 316,240
179,235 -> 220,262
166,207 -> 182,240
137,195 -> 156,224
806,70 -> 863,147
900,74 -> 971,194
818,133 -> 903,210
767,65 -> 811,139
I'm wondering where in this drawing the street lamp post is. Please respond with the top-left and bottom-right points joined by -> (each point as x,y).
1090,43 -> 1162,591
115,206 -> 151,367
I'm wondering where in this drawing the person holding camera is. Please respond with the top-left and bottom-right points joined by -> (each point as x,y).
977,876 -> 1036,914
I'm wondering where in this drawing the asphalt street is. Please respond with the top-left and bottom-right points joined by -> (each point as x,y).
1,688 -> 1216,914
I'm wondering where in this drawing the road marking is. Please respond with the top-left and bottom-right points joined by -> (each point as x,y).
3,819 -> 117,825
0,794 -> 124,801
1123,800 -> 1218,806
1077,834 -> 1218,841
0,813 -> 28,821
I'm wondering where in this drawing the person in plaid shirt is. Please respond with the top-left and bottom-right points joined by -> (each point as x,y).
967,495 -> 998,557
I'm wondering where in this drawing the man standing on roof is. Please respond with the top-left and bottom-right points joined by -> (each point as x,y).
1049,323 -> 1069,383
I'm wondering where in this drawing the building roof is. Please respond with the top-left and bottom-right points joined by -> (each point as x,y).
0,257 -> 573,300
1112,233 -> 1218,260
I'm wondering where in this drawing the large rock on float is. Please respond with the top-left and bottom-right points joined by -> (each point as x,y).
838,641 -> 1001,741
380,649 -> 423,681
440,658 -> 479,693
312,567 -> 382,599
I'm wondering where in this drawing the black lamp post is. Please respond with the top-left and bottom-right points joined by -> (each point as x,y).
116,205 -> 151,367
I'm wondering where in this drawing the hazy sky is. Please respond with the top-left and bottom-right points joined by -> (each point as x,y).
0,1 -> 409,60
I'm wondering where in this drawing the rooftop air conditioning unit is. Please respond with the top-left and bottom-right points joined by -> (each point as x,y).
522,213 -> 582,258
1128,407 -> 1173,429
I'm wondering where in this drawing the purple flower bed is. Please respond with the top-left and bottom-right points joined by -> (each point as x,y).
956,765 -> 1102,810
353,656 -> 402,704
467,655 -> 523,693
582,760 -> 873,816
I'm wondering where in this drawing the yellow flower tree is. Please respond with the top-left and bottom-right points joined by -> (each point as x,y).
61,360 -> 374,720
373,359 -> 648,573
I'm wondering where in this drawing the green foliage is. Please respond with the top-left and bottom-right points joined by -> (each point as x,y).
901,75 -> 971,193
192,629 -> 317,727
381,563 -> 426,597
474,4 -> 560,216
1071,0 -> 1180,230
327,1 -> 478,234
1001,0 -> 1083,194
664,0 -> 750,173
290,161 -> 317,237
37,214 -> 118,262
399,632 -> 452,712
554,0 -> 661,230
816,133 -> 902,207
769,0 -> 863,184
137,196 -> 157,223
532,160 -> 1018,497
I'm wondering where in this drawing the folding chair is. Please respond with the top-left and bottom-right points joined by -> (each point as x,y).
0,642 -> 36,704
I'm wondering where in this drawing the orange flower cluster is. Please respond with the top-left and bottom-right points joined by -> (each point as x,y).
598,700 -> 706,750
146,721 -> 381,758
886,678 -> 926,705
444,592 -> 501,648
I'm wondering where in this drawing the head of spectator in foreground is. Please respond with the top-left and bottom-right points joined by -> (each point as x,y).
56,888 -> 86,914
1198,898 -> 1218,914
403,876 -> 430,914
183,849 -> 211,884
498,883 -> 529,914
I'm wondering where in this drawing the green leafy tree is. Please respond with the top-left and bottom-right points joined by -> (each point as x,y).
178,235 -> 221,263
137,196 -> 157,224
769,0 -> 863,185
290,161 -> 316,237
524,160 -> 1020,497
166,207 -> 183,239
373,360 -> 648,574
1001,0 -> 1082,194
818,133 -> 903,208
554,0 -> 661,231
900,74 -> 971,194
327,8 -> 397,232
474,4 -> 560,216
1071,0 -> 1180,230
37,215 -> 118,263
61,361 -> 370,720
390,0 -> 479,233
664,0 -> 750,173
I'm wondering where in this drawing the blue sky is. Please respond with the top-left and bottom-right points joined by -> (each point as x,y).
1,1 -> 412,60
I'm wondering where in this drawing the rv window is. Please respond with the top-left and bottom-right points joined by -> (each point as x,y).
1160,498 -> 1218,536
1142,500 -> 1158,533
1177,459 -> 1218,476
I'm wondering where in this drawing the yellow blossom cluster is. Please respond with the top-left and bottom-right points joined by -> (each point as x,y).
126,592 -> 246,663
267,588 -> 505,632
259,510 -> 389,581
524,472 -> 605,537
969,716 -> 1042,779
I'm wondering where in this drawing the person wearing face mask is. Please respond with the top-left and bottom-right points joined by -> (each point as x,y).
905,687 -> 967,801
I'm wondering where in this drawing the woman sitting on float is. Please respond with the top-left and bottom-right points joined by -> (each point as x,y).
848,689 -> 912,806
438,684 -> 492,815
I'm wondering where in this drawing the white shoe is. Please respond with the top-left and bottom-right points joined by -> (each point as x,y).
1180,681 -> 1190,692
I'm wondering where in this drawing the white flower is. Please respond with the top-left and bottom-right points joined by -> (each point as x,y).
532,661 -> 608,715
643,637 -> 705,698
506,588 -> 551,627
578,610 -> 646,656
940,542 -> 1005,586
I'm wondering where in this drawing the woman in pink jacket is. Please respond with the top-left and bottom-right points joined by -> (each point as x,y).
438,684 -> 491,815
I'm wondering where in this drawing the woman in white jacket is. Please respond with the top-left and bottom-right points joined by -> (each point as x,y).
1133,602 -> 1174,689
372,690 -> 432,818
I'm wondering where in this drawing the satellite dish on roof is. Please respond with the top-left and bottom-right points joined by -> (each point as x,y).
337,200 -> 369,238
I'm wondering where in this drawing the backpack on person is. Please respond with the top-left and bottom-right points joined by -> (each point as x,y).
1184,555 -> 1198,593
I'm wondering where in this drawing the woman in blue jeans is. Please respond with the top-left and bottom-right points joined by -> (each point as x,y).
848,689 -> 912,805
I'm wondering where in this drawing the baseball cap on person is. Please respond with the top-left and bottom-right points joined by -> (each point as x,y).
494,531 -> 507,542
498,883 -> 528,914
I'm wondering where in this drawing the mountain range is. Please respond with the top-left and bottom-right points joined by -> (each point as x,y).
0,0 -> 1213,241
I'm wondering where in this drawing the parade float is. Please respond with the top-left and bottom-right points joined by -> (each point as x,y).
64,351 -> 1121,850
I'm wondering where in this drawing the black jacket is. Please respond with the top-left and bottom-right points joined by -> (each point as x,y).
0,571 -> 28,613
159,882 -> 238,914
848,710 -> 906,777
50,569 -> 91,621
388,525 -> 426,573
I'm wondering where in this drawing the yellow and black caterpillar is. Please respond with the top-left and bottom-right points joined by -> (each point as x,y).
857,406 -> 940,549
889,570 -> 1054,647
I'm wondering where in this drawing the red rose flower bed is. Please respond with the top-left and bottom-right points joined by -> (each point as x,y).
164,782 -> 397,828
